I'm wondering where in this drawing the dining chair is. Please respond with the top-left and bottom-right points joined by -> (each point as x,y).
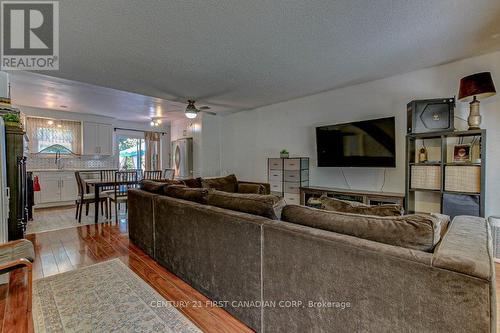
107,170 -> 138,223
163,168 -> 175,180
100,169 -> 117,184
143,170 -> 162,180
0,239 -> 34,314
99,169 -> 117,214
75,171 -> 108,222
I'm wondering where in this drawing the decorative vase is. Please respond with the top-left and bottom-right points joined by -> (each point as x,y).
280,152 -> 289,158
418,147 -> 428,163
4,121 -> 20,128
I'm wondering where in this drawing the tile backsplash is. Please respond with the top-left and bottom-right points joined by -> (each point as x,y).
27,155 -> 118,170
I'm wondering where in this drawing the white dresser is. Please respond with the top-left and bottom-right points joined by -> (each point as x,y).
268,157 -> 309,205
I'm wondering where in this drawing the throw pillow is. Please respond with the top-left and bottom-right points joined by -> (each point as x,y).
281,205 -> 445,252
237,183 -> 266,194
206,190 -> 285,220
201,174 -> 238,193
163,184 -> 209,204
139,180 -> 181,194
181,177 -> 203,188
318,195 -> 404,216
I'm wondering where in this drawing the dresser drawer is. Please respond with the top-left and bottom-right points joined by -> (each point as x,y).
284,170 -> 309,182
269,158 -> 283,170
284,158 -> 301,170
271,191 -> 283,197
270,181 -> 282,193
284,193 -> 300,205
284,182 -> 301,194
268,170 -> 282,182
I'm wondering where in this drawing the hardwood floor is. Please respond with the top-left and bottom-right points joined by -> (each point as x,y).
1,207 -> 500,332
0,207 -> 253,333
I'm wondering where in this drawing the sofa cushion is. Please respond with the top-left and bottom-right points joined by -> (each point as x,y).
317,195 -> 404,216
181,177 -> 203,188
237,183 -> 266,194
281,205 -> 445,252
139,179 -> 183,194
163,185 -> 209,204
431,213 -> 451,239
201,174 -> 238,193
206,190 -> 285,220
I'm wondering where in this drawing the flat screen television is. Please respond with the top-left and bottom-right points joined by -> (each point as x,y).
316,116 -> 396,167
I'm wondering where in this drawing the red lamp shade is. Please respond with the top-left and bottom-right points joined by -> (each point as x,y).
458,72 -> 496,102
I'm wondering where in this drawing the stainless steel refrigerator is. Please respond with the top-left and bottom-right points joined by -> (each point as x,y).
172,138 -> 193,179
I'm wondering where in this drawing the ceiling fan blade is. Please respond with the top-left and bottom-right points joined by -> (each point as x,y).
199,106 -> 211,110
201,110 -> 217,116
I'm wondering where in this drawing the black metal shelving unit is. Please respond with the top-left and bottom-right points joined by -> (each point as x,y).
405,129 -> 486,217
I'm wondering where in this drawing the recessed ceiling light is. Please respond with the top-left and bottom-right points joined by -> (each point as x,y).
57,124 -> 62,128
47,120 -> 54,125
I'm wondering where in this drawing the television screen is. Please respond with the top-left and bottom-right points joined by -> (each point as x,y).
316,117 -> 396,167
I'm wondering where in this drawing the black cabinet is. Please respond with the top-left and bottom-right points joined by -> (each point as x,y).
5,125 -> 27,240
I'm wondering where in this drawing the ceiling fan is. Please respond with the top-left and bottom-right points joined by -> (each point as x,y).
184,100 -> 217,119
150,100 -> 217,126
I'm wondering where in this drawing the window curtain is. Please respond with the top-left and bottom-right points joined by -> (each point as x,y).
145,131 -> 161,170
26,117 -> 82,154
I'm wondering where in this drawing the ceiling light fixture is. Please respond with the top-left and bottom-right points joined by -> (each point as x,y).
185,100 -> 198,119
47,120 -> 54,125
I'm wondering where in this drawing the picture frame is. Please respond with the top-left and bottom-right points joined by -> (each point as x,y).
453,144 -> 471,163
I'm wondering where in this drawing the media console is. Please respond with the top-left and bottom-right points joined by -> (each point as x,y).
300,185 -> 405,207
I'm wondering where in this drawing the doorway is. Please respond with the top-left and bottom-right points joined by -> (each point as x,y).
116,135 -> 145,171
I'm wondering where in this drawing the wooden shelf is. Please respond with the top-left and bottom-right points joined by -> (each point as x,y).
409,162 -> 441,166
443,190 -> 480,196
407,129 -> 484,139
409,188 -> 441,193
444,162 -> 481,166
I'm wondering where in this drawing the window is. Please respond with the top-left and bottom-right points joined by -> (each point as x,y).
26,117 -> 82,154
116,132 -> 145,171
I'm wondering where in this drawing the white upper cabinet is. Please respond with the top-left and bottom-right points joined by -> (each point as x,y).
97,123 -> 112,155
82,122 -> 113,155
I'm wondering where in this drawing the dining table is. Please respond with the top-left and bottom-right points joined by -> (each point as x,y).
83,178 -> 139,223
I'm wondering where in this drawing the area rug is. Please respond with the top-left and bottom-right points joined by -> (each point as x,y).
32,259 -> 202,333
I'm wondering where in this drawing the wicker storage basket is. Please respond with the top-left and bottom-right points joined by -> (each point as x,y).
411,165 -> 441,190
445,165 -> 481,193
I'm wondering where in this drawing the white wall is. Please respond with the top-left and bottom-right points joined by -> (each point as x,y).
17,106 -> 171,169
0,72 -> 9,98
221,51 -> 500,216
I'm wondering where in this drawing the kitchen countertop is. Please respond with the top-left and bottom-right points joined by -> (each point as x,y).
28,168 -> 111,172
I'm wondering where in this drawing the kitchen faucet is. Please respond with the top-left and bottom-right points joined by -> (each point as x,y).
55,151 -> 63,169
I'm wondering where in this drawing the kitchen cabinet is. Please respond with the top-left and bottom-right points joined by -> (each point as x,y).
33,171 -> 78,207
60,173 -> 78,201
82,122 -> 113,155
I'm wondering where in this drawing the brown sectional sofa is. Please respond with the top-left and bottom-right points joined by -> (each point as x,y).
128,178 -> 496,333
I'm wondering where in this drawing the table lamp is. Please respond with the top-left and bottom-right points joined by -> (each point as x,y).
458,72 -> 496,129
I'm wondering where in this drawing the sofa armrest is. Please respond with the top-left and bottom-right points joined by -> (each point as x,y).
238,181 -> 271,195
432,215 -> 494,280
